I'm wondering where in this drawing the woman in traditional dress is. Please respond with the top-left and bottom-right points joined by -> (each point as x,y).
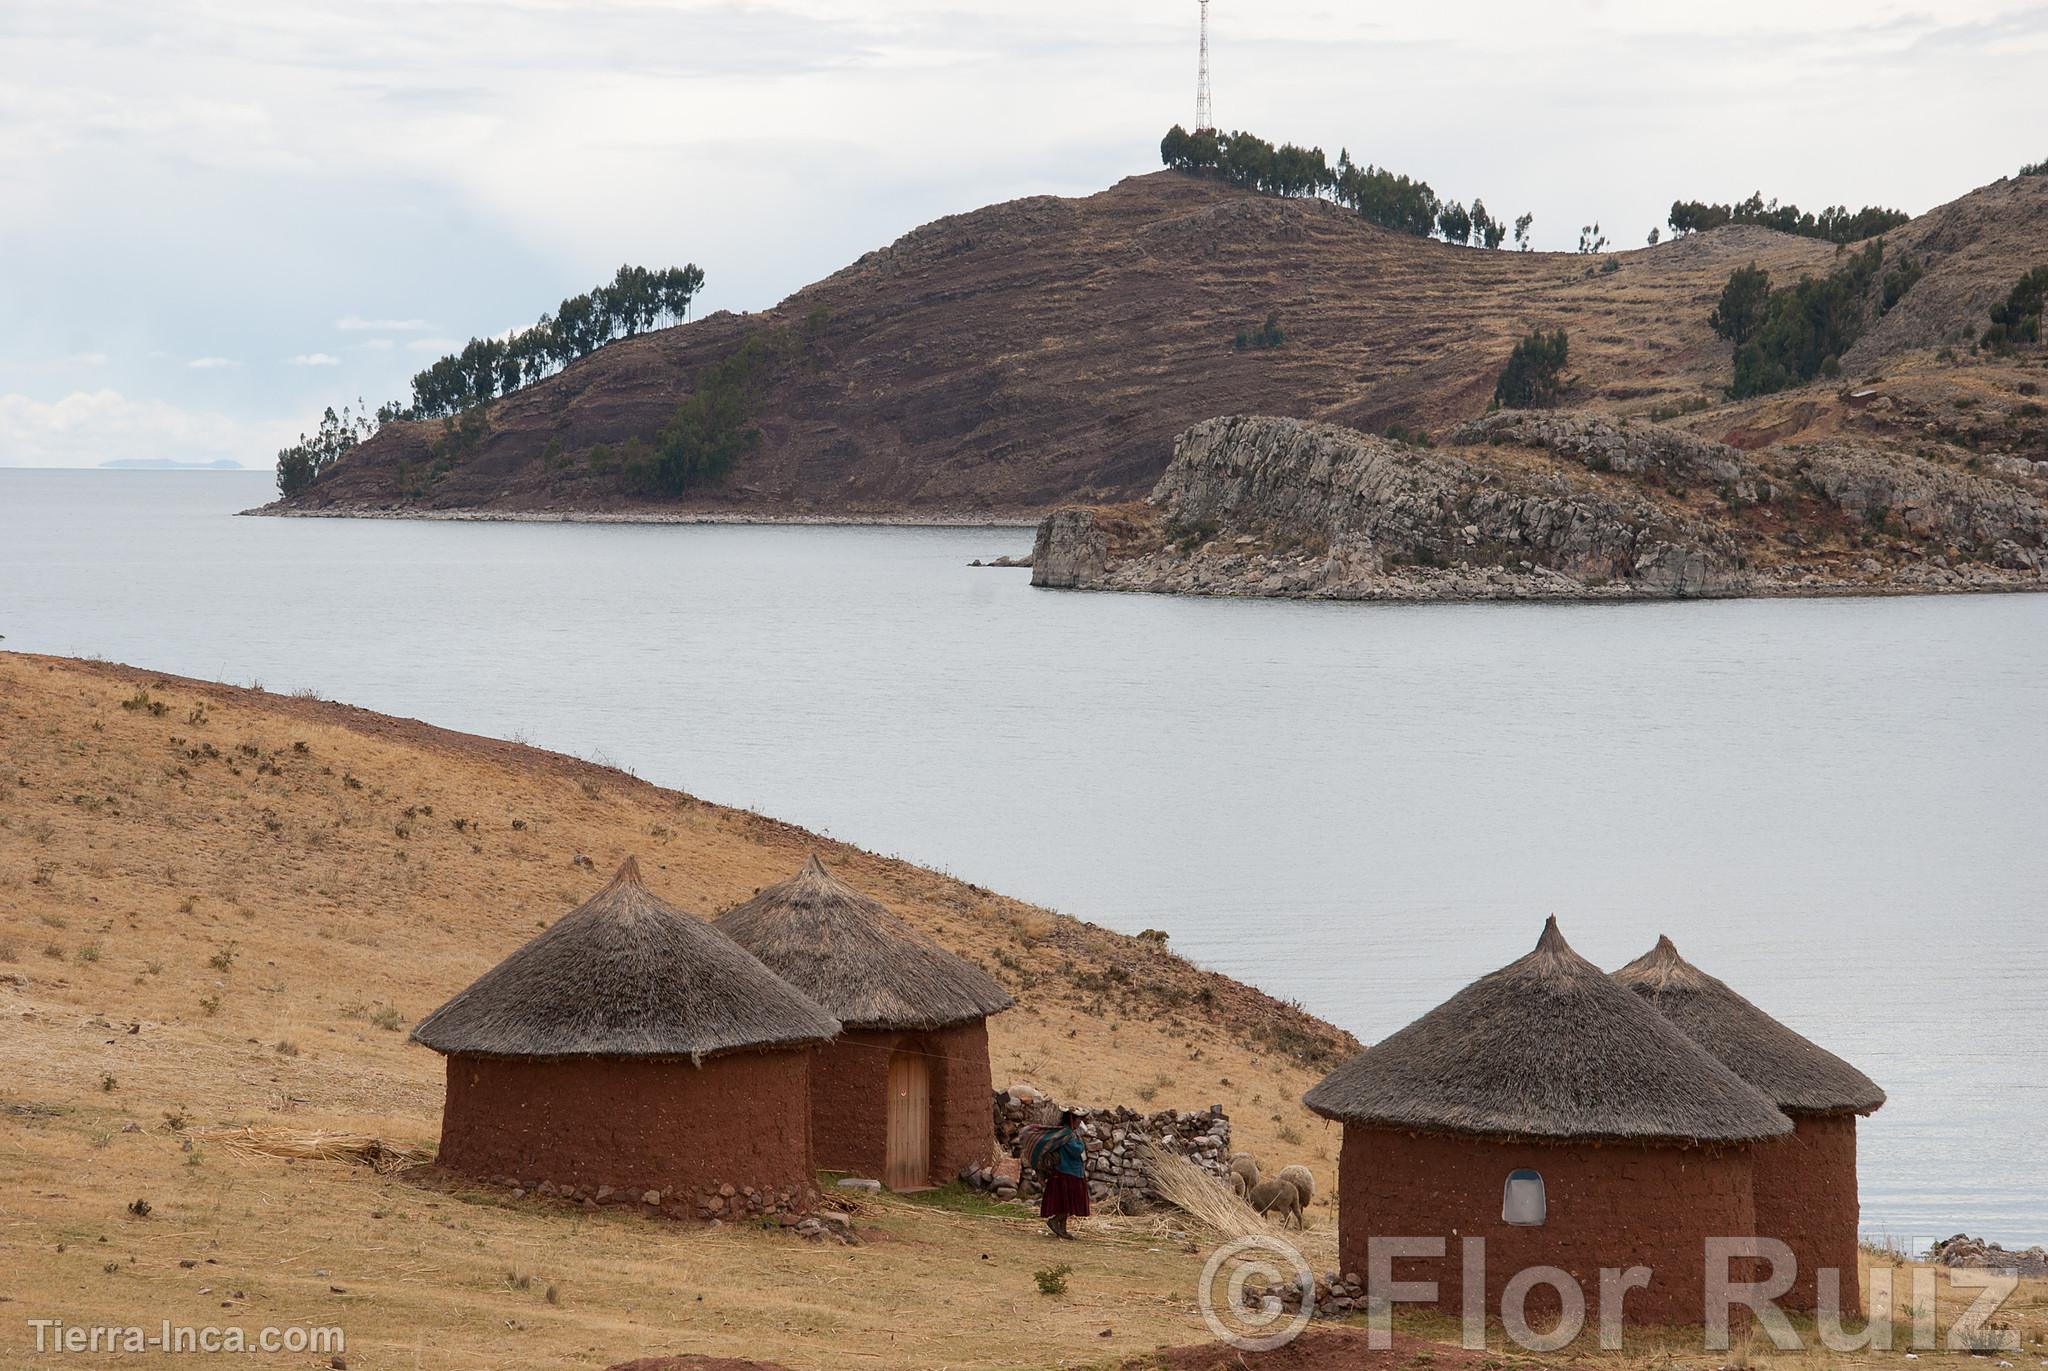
1033,1107 -> 1090,1239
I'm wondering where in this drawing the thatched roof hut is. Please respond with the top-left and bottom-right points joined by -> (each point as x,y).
412,858 -> 840,1061
713,854 -> 1013,1031
1613,936 -> 1885,1117
1303,917 -> 1791,1143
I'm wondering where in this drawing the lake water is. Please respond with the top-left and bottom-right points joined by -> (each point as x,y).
3,469 -> 2042,1247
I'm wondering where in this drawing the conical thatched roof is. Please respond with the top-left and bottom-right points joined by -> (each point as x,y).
1613,936 -> 1885,1117
713,854 -> 1014,1031
412,859 -> 840,1060
1303,918 -> 1792,1144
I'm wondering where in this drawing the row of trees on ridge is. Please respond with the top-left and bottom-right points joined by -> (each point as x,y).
407,264 -> 705,418
1160,126 -> 1528,248
275,264 -> 706,496
1667,194 -> 1908,244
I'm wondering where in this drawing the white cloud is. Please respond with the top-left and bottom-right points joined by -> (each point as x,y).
337,316 -> 430,331
65,351 -> 109,365
356,338 -> 396,351
0,388 -> 292,469
287,352 -> 341,366
186,356 -> 237,369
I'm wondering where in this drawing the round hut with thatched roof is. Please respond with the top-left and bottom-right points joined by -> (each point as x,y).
411,858 -> 841,1221
715,854 -> 1013,1191
1304,917 -> 1793,1328
1615,936 -> 1885,1314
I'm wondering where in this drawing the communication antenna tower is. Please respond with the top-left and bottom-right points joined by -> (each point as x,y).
1195,0 -> 1213,132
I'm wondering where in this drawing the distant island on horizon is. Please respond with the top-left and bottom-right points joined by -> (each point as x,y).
97,457 -> 249,471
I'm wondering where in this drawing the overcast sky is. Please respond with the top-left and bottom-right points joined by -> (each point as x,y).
2,0 -> 2041,469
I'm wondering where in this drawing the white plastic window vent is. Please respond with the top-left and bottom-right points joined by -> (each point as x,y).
1502,1168 -> 1546,1226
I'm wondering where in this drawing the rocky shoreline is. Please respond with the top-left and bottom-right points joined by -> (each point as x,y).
1031,413 -> 2048,603
240,504 -> 1038,529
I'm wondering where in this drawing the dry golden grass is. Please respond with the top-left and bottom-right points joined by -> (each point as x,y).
0,651 -> 1351,1369
5,651 -> 2035,1370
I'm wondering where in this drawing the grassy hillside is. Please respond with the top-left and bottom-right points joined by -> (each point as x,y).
3,653 -> 2044,1368
270,170 -> 2047,521
0,652 -> 1353,1369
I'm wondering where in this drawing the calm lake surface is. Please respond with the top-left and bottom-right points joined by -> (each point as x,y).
3,469 -> 2043,1246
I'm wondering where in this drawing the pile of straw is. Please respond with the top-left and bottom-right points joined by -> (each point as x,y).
1138,1144 -> 1274,1240
185,1126 -> 430,1174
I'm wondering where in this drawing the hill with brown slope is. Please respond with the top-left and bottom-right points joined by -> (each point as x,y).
268,169 -> 2048,520
271,170 -> 2048,522
0,652 -> 1355,1368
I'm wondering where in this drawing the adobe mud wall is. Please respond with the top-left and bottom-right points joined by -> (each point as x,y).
1337,1124 -> 1759,1328
437,1049 -> 817,1219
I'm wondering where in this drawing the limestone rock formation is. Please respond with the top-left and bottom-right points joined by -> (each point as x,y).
1031,412 -> 2048,601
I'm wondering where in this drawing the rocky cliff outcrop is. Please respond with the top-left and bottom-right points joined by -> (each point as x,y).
1032,412 -> 2048,601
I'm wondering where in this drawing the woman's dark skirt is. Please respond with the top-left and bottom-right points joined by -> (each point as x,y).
1040,1171 -> 1091,1218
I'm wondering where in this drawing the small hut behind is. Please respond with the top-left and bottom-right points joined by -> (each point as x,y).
412,858 -> 841,1220
715,854 -> 1014,1190
1615,936 -> 1885,1314
1304,917 -> 1792,1327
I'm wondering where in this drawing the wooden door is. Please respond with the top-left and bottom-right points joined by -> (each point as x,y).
884,1051 -> 931,1191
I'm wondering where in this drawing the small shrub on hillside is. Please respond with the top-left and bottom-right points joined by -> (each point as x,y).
121,690 -> 168,717
1381,423 -> 1434,448
1648,394 -> 1713,423
1232,311 -> 1285,351
1493,329 -> 1571,409
2020,159 -> 2048,177
207,940 -> 238,972
1034,1264 -> 1072,1296
198,994 -> 221,1016
368,1004 -> 404,1031
1881,254 -> 1925,314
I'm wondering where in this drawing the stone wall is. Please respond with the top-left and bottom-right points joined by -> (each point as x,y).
958,1088 -> 1232,1207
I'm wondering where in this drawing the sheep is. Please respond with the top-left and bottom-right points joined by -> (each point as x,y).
1228,1153 -> 1260,1198
1245,1177 -> 1304,1229
1275,1163 -> 1316,1208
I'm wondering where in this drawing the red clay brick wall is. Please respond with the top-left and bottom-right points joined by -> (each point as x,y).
809,1021 -> 994,1186
810,1031 -> 891,1176
438,1050 -> 816,1217
1753,1112 -> 1861,1315
928,1018 -> 995,1183
1336,1124 -> 1759,1328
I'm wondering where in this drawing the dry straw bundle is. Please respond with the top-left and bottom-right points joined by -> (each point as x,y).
186,1126 -> 430,1174
1137,1143 -> 1275,1240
